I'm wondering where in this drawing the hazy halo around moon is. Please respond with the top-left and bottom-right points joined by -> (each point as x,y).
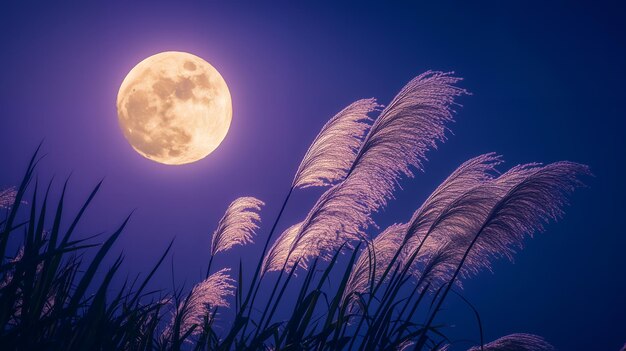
116,51 -> 232,165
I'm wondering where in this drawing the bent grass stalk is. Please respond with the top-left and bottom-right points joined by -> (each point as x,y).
227,186 -> 294,346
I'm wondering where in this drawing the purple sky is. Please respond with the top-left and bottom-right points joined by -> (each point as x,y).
1,2 -> 625,350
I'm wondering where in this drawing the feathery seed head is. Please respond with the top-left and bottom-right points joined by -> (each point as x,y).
210,197 -> 264,256
268,72 -> 466,272
467,333 -> 554,351
164,268 -> 235,339
293,98 -> 381,189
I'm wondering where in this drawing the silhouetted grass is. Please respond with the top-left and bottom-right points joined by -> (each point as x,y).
1,147 -> 563,351
0,147 -> 567,350
1,72 -> 585,351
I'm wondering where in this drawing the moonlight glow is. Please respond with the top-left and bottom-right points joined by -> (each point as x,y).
116,51 -> 232,165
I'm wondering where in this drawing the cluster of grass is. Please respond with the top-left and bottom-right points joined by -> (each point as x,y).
2,71 -> 584,350
0,149 -> 447,351
1,149 -> 570,351
0,149 -> 451,351
1,148 -> 168,350
0,153 -> 445,351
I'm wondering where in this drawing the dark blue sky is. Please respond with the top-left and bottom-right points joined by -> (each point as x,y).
1,2 -> 624,349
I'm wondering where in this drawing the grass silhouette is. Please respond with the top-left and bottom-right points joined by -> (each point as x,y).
0,71 -> 588,350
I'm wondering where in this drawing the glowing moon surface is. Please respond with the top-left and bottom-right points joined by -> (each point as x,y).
116,51 -> 232,165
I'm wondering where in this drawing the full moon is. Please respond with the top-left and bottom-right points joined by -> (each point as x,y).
116,51 -> 232,165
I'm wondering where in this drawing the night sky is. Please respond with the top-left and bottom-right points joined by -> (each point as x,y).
1,2 -> 625,350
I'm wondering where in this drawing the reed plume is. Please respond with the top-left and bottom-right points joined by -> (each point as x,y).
272,181 -> 373,271
0,187 -> 17,208
265,72 -> 466,272
341,154 -> 500,301
262,222 -> 304,274
402,153 -> 502,252
364,159 -> 588,298
413,162 -> 589,349
343,223 -> 405,303
210,197 -> 264,256
467,333 -> 554,351
292,98 -> 380,189
345,71 -> 466,210
410,162 -> 589,289
0,246 -> 25,289
397,339 -> 415,351
165,268 -> 235,339
405,164 -> 531,288
460,161 -> 589,277
244,99 -> 378,332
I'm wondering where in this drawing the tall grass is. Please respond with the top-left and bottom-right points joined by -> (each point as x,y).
0,71 -> 589,350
